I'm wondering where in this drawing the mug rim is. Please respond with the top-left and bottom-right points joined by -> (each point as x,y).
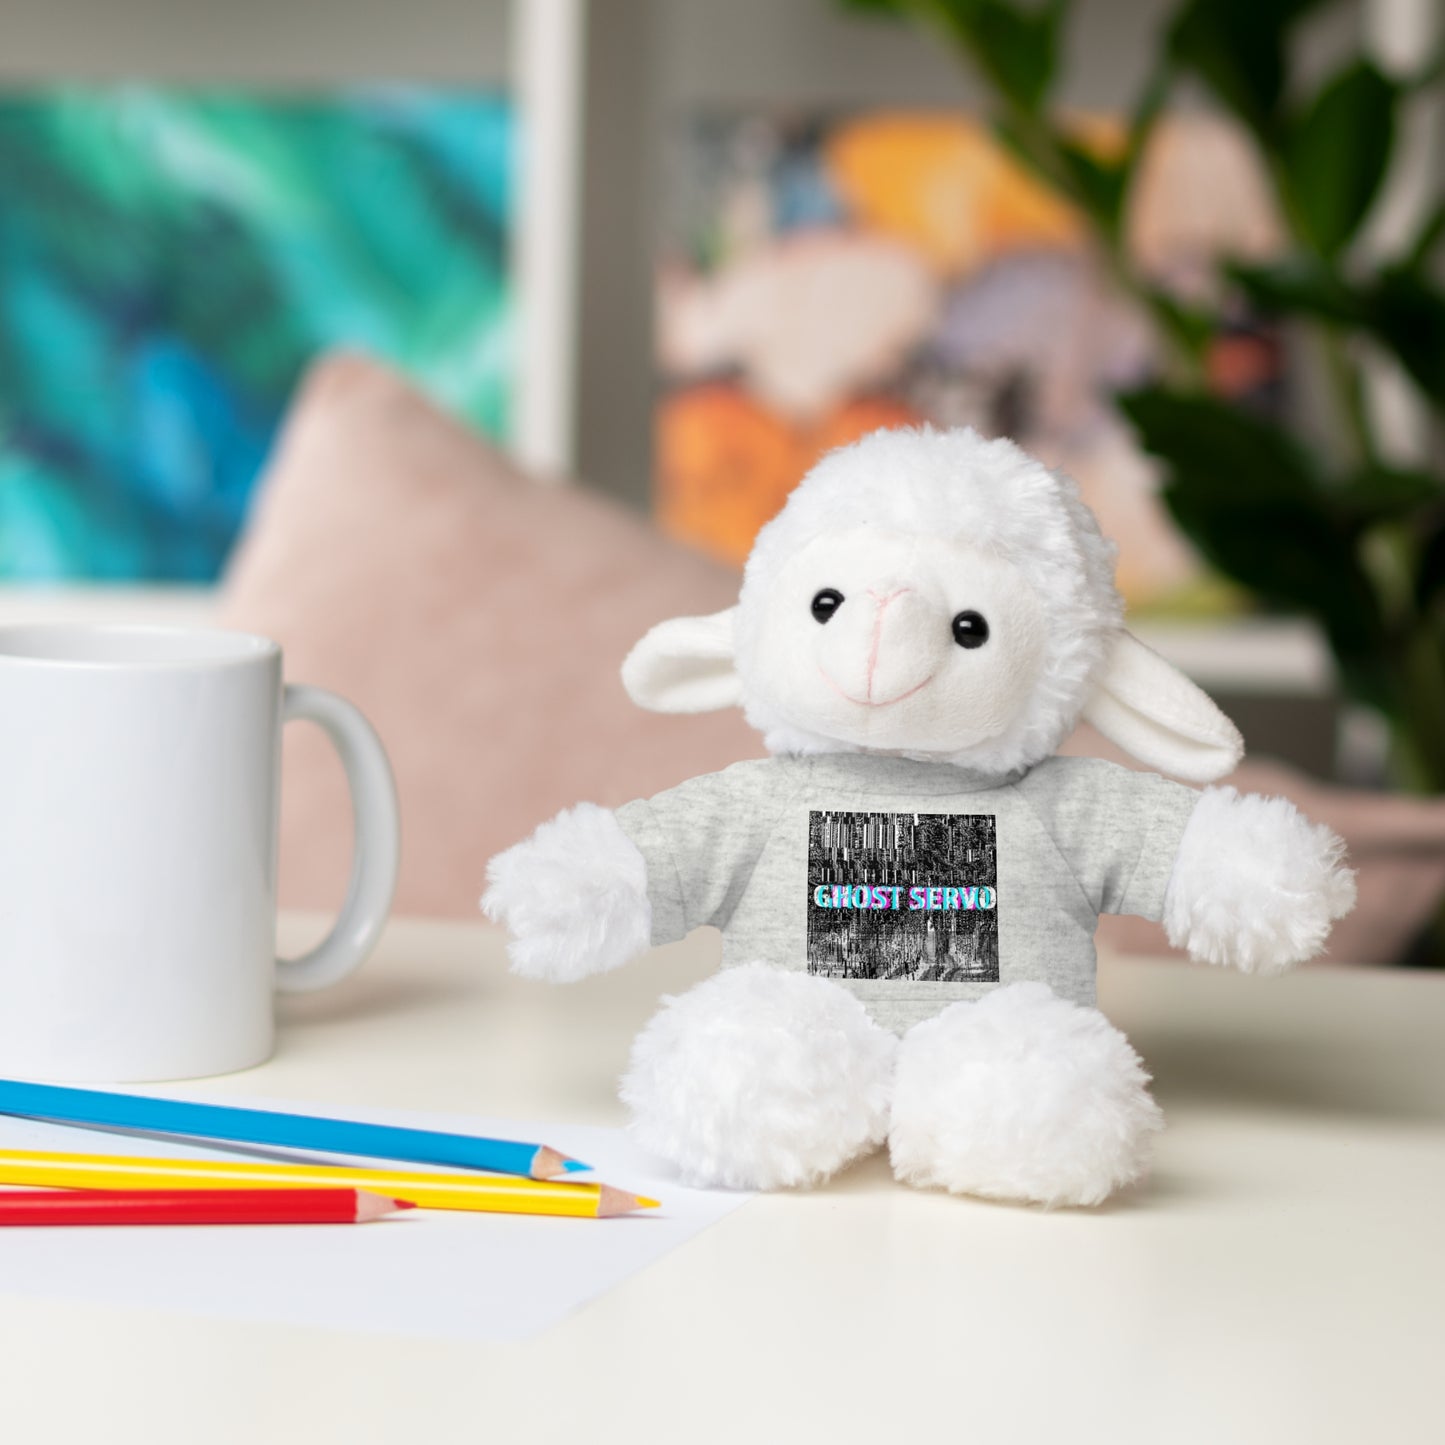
0,623 -> 281,672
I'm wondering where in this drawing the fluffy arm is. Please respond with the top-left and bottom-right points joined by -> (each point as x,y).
481,803 -> 652,982
1163,786 -> 1356,975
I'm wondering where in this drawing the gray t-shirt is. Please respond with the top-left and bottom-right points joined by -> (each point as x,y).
614,752 -> 1201,1033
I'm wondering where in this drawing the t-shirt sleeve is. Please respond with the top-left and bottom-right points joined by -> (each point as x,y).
612,760 -> 784,947
1016,756 -> 1203,920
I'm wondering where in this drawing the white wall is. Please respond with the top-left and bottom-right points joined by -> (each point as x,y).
0,0 -> 511,83
660,0 -> 1177,109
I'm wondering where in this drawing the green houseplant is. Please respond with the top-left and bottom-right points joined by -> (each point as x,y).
843,0 -> 1445,794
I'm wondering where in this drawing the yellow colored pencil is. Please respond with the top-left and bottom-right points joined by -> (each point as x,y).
0,1150 -> 658,1218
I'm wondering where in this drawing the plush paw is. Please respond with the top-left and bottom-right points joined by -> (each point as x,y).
1163,786 -> 1357,976
481,803 -> 651,982
888,982 -> 1163,1208
621,963 -> 898,1189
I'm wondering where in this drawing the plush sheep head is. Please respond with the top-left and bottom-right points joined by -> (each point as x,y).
624,426 -> 1242,783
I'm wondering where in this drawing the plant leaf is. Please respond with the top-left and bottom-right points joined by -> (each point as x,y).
1333,467 -> 1445,524
933,0 -> 1070,114
1283,61 -> 1398,256
835,0 -> 910,14
1119,386 -> 1384,666
1165,487 -> 1383,666
1054,136 -> 1127,232
1166,0 -> 1331,139
1416,516 -> 1445,613
1117,388 -> 1321,502
1367,267 -> 1445,403
1230,260 -> 1445,411
1227,259 -> 1364,323
1406,197 -> 1445,269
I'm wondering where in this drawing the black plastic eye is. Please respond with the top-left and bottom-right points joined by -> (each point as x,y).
811,589 -> 844,624
951,610 -> 989,649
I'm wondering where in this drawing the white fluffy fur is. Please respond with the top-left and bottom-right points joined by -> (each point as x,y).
481,803 -> 651,982
1163,786 -> 1357,975
735,426 -> 1123,775
621,963 -> 898,1189
483,425 -> 1357,1207
888,982 -> 1163,1207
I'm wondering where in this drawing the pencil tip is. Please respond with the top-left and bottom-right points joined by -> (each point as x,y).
596,1185 -> 659,1217
356,1191 -> 417,1222
532,1147 -> 591,1179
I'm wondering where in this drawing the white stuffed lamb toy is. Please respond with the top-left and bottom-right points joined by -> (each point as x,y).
483,426 -> 1356,1207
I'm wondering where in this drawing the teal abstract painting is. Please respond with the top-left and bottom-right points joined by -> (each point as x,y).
0,86 -> 514,580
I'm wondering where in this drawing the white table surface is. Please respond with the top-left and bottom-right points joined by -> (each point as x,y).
1,916 -> 1442,1445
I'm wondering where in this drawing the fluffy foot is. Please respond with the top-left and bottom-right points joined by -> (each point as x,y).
889,981 -> 1163,1207
481,803 -> 651,981
1164,786 -> 1356,975
621,963 -> 898,1189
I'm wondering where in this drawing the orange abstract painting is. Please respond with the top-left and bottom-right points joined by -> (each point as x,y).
658,385 -> 923,568
656,109 -> 1285,610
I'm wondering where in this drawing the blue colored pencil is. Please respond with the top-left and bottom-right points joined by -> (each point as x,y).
0,1079 -> 591,1180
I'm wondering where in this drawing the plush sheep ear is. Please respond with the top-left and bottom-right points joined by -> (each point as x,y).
622,608 -> 744,713
1081,631 -> 1243,783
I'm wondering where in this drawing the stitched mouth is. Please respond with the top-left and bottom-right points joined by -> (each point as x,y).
819,666 -> 935,708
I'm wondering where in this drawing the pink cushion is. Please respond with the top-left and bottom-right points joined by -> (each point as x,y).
219,353 -> 762,919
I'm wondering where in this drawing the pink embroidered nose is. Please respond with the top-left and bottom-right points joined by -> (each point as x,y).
816,583 -> 944,708
865,588 -> 912,701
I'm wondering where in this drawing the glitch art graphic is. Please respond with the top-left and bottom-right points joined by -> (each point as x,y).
807,810 -> 998,983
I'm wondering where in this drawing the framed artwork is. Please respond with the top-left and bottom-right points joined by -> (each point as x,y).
655,109 -> 1286,614
0,85 -> 514,580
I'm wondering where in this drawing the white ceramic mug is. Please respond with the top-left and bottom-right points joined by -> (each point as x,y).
0,624 -> 400,1082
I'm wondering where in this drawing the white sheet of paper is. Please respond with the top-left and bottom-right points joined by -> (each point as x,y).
0,1099 -> 752,1341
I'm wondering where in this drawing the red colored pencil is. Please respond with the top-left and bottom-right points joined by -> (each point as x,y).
0,1188 -> 414,1226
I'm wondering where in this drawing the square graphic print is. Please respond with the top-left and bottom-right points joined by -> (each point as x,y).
807,811 -> 998,983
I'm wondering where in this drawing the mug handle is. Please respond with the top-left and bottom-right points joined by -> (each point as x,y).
274,685 -> 400,994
